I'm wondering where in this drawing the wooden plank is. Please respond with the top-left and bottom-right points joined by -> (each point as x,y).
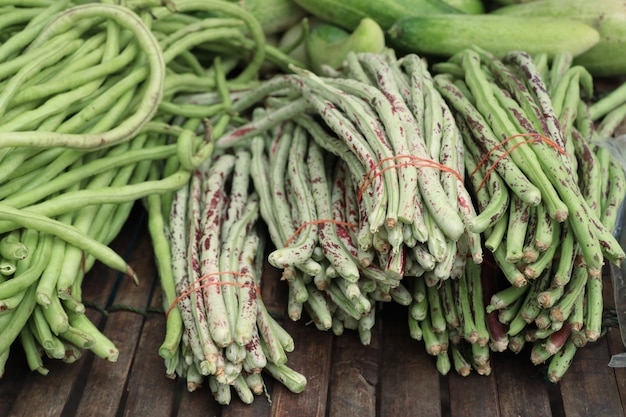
2,344 -> 92,417
247,257 -> 334,416
606,328 -> 626,414
555,267 -> 625,417
176,382 -> 225,417
0,348 -> 29,417
604,259 -> 626,414
259,261 -> 288,318
123,284 -> 179,417
559,337 -> 625,417
5,351 -> 92,417
327,323 -> 380,417
4,312 -> 108,417
73,221 -> 156,417
554,269 -> 626,417
269,315 -> 334,417
221,386 -> 274,417
493,350 -> 553,417
379,311 -> 442,417
71,319 -> 142,417
447,351 -> 499,417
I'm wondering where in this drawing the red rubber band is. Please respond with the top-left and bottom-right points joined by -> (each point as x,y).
357,155 -> 464,203
166,271 -> 258,320
284,219 -> 358,247
471,133 -> 566,192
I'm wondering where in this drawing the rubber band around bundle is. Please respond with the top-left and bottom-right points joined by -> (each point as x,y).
360,156 -> 465,199
284,219 -> 358,247
165,271 -> 258,320
471,133 -> 566,192
357,155 -> 464,203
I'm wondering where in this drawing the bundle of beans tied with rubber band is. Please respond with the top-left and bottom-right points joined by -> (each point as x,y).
429,46 -> 626,382
134,0 -> 314,403
214,49 -> 485,349
146,147 -> 307,404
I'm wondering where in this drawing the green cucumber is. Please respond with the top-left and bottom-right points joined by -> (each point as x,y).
306,18 -> 385,74
291,0 -> 462,31
441,0 -> 485,13
574,16 -> 626,77
491,0 -> 626,17
387,14 -> 600,59
238,0 -> 308,35
278,20 -> 310,67
491,0 -> 626,76
489,0 -> 542,5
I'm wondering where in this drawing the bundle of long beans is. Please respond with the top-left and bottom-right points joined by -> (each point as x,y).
215,49 -> 485,348
147,147 -> 307,404
132,0 -> 311,403
429,47 -> 626,381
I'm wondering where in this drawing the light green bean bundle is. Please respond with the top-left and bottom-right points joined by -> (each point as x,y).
132,0 -> 312,403
210,49 -> 484,352
146,149 -> 306,403
430,47 -> 626,382
0,2 -> 165,150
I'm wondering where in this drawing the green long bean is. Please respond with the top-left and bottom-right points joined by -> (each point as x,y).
0,3 -> 165,150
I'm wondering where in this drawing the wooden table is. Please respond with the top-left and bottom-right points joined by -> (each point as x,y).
1,206 -> 626,417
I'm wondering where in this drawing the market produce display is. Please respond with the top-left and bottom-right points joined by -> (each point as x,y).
1,0 -> 626,408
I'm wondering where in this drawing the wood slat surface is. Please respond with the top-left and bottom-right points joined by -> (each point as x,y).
379,314 -> 442,417
1,207 -> 626,417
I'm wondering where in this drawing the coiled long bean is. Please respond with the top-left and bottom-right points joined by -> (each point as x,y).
0,3 -> 165,150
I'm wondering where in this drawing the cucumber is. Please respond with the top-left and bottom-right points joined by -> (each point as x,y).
489,0 -> 542,5
306,18 -> 385,74
491,0 -> 626,17
387,14 -> 600,60
238,0 -> 308,35
574,16 -> 626,77
291,0 -> 462,31
491,0 -> 626,77
441,0 -> 485,14
278,19 -> 310,67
